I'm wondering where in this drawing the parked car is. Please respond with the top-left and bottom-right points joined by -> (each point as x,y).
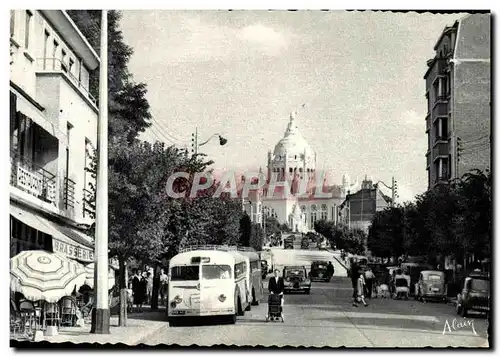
401,262 -> 433,295
456,272 -> 490,317
310,261 -> 331,282
301,237 -> 309,250
284,238 -> 294,249
415,270 -> 447,302
283,266 -> 311,294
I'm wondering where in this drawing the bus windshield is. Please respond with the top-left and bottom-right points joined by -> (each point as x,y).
201,265 -> 232,280
171,266 -> 199,281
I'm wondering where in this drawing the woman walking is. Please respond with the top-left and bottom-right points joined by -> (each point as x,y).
357,269 -> 368,307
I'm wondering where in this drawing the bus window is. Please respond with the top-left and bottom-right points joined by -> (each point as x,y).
171,266 -> 199,281
202,265 -> 232,280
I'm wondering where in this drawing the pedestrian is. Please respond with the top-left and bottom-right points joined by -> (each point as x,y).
327,261 -> 335,280
351,261 -> 359,307
357,269 -> 368,307
138,273 -> 148,312
159,268 -> 168,306
131,269 -> 142,312
146,272 -> 153,305
364,268 -> 375,298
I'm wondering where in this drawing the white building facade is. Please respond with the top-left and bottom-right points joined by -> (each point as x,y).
10,10 -> 98,264
247,112 -> 359,233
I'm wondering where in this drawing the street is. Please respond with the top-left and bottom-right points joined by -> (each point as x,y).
141,275 -> 489,347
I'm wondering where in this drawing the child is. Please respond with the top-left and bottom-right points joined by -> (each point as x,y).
357,269 -> 368,307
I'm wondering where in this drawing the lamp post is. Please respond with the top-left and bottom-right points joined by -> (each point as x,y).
92,9 -> 110,334
191,127 -> 227,155
374,177 -> 398,207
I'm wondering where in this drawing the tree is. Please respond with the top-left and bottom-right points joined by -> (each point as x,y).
239,213 -> 252,247
249,223 -> 264,251
367,207 -> 404,260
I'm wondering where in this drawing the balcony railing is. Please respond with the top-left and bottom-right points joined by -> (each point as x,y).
10,150 -> 56,206
83,188 -> 95,218
64,177 -> 76,210
36,58 -> 97,105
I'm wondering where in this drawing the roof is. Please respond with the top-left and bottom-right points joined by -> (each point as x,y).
273,112 -> 315,160
170,250 -> 245,265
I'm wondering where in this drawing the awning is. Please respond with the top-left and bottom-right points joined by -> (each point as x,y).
10,88 -> 67,145
10,203 -> 94,263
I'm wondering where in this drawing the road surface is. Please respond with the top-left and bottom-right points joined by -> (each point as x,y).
140,275 -> 489,347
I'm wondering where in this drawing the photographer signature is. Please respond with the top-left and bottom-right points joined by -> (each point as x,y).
442,318 -> 478,336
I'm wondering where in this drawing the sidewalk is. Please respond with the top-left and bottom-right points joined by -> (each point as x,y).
36,309 -> 168,345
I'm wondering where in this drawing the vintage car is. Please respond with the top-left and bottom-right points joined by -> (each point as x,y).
456,272 -> 490,317
261,260 -> 269,279
283,265 -> 311,294
309,261 -> 331,282
415,270 -> 447,302
284,237 -> 294,249
300,237 -> 309,249
401,262 -> 433,295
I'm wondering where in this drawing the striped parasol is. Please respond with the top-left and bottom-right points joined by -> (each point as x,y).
10,250 -> 87,303
84,263 -> 116,290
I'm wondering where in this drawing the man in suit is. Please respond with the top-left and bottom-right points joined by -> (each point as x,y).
268,269 -> 285,317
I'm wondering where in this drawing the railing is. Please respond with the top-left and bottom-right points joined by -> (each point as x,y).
35,58 -> 97,105
179,245 -> 257,253
63,177 -> 76,209
82,188 -> 95,218
10,150 -> 56,205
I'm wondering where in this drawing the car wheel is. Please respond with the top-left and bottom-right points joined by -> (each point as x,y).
229,314 -> 237,324
305,289 -> 311,295
168,318 -> 179,327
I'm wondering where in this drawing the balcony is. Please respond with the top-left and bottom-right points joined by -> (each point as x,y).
83,188 -> 95,219
425,58 -> 448,80
426,150 -> 431,168
426,115 -> 430,133
36,58 -> 97,106
10,151 -> 57,206
432,99 -> 448,119
64,177 -> 76,210
432,142 -> 449,161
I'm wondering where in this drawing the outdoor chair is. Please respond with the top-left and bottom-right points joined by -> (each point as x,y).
18,300 -> 38,341
10,299 -> 22,337
43,302 -> 60,330
60,296 -> 77,327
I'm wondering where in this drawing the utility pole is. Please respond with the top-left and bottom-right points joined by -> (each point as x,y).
92,9 -> 110,334
191,127 -> 198,156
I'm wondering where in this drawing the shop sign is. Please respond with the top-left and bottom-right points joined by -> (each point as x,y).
53,238 -> 94,262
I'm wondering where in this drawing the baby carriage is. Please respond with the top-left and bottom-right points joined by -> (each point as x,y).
266,293 -> 284,323
393,278 -> 410,300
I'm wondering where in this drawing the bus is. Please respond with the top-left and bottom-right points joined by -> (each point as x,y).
168,246 -> 250,326
237,248 -> 263,307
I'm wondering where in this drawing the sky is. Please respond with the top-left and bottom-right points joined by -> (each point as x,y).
119,10 -> 463,202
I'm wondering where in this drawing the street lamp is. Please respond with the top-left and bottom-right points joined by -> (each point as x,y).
191,127 -> 227,155
374,177 -> 398,207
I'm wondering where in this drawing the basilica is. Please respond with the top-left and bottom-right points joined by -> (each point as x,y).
242,111 -> 361,233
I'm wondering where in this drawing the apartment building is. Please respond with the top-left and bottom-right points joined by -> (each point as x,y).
338,177 -> 391,234
9,10 -> 99,264
424,14 -> 491,188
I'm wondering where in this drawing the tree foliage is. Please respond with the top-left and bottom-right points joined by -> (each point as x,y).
367,170 -> 491,266
314,220 -> 366,255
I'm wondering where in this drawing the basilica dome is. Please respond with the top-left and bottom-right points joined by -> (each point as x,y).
272,112 -> 315,160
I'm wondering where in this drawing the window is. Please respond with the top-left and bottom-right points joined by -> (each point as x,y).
234,262 -> 246,279
201,265 -> 232,280
69,58 -> 74,74
441,117 -> 448,139
52,40 -> 59,70
250,261 -> 260,273
320,204 -> 328,220
170,266 -> 199,281
61,50 -> 67,72
24,11 -> 32,49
